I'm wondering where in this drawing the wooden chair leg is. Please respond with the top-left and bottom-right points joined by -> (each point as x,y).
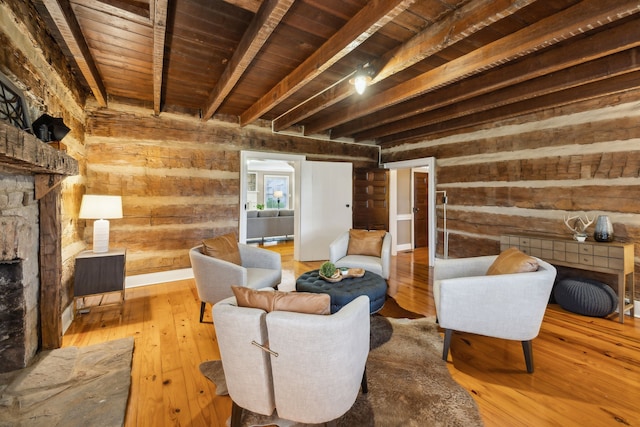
522,340 -> 534,373
230,401 -> 243,427
361,367 -> 368,394
442,329 -> 453,361
199,301 -> 206,323
326,419 -> 337,427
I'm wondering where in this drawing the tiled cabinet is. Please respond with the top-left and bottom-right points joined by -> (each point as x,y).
501,235 -> 634,323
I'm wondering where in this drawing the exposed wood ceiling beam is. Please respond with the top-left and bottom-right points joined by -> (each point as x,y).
42,0 -> 108,107
272,78 -> 354,132
202,0 -> 295,121
303,0 -> 640,136
371,48 -> 640,142
273,0 -> 536,132
152,0 -> 168,116
342,19 -> 640,140
372,0 -> 538,83
239,0 -> 417,126
379,70 -> 640,146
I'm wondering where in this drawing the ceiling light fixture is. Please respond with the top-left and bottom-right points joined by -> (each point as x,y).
350,64 -> 373,95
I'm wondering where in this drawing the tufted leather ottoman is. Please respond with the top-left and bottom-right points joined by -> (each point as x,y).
296,270 -> 387,314
553,277 -> 618,317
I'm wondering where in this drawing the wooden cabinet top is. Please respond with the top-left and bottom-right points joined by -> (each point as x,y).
77,248 -> 126,259
501,234 -> 633,275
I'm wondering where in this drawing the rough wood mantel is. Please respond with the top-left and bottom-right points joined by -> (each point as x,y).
0,120 -> 79,350
0,121 -> 78,176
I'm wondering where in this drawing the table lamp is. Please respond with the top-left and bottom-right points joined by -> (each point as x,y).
79,195 -> 123,253
274,190 -> 283,209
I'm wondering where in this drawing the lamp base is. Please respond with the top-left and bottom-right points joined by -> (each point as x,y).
92,219 -> 110,253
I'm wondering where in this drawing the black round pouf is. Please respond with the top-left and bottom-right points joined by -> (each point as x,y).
553,277 -> 618,317
296,270 -> 387,314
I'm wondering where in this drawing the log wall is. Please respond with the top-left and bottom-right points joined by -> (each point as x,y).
85,106 -> 379,276
381,93 -> 640,301
1,0 -> 86,313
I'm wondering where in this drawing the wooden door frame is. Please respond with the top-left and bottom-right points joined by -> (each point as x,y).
383,157 -> 437,267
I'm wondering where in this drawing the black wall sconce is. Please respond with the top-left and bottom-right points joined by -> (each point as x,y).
32,113 -> 70,142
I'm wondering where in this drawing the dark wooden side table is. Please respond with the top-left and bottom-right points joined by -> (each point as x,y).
74,248 -> 126,316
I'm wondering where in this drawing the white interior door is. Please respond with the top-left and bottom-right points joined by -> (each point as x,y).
296,160 -> 352,261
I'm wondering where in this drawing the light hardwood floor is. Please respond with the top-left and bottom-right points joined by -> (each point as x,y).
62,241 -> 640,426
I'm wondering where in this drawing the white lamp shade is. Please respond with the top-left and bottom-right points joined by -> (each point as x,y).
79,195 -> 122,253
273,190 -> 283,198
79,195 -> 123,219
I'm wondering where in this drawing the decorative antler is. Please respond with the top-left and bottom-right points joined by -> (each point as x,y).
563,215 -> 577,233
563,214 -> 595,234
577,215 -> 595,231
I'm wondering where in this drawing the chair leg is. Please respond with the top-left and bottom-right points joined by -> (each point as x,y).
326,420 -> 337,427
522,340 -> 534,373
199,301 -> 206,323
442,329 -> 453,361
230,401 -> 243,427
361,367 -> 368,394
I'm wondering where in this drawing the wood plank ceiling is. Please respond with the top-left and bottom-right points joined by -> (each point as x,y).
33,0 -> 640,146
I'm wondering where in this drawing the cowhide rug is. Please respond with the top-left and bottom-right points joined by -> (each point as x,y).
200,315 -> 484,426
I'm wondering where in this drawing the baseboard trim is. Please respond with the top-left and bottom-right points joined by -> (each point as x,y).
125,268 -> 194,288
396,243 -> 412,252
62,303 -> 74,335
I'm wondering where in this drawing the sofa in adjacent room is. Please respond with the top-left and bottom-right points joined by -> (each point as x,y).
246,209 -> 294,241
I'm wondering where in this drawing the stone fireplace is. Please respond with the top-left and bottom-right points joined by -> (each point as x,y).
0,122 -> 78,373
0,184 -> 39,372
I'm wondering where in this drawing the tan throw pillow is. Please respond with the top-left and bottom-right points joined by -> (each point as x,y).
486,247 -> 539,275
202,232 -> 241,265
347,229 -> 386,257
232,286 -> 331,315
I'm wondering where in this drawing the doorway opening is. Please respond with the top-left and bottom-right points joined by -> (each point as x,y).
240,152 -> 304,248
383,157 -> 437,267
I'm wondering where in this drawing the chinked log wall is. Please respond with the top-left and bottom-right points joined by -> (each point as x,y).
2,0 -> 87,323
381,91 -> 640,302
85,107 -> 379,276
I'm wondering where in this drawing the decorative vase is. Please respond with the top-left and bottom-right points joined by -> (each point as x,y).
593,215 -> 614,242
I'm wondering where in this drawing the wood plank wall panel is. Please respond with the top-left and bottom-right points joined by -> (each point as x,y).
381,93 -> 640,301
85,108 -> 379,276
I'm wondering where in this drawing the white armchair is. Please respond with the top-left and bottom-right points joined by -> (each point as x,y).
434,255 -> 557,373
213,295 -> 370,426
329,231 -> 392,280
189,244 -> 281,322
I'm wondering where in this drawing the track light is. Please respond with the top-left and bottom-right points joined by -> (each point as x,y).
350,64 -> 373,95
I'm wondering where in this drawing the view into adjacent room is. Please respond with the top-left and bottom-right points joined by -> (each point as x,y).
244,158 -> 295,244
